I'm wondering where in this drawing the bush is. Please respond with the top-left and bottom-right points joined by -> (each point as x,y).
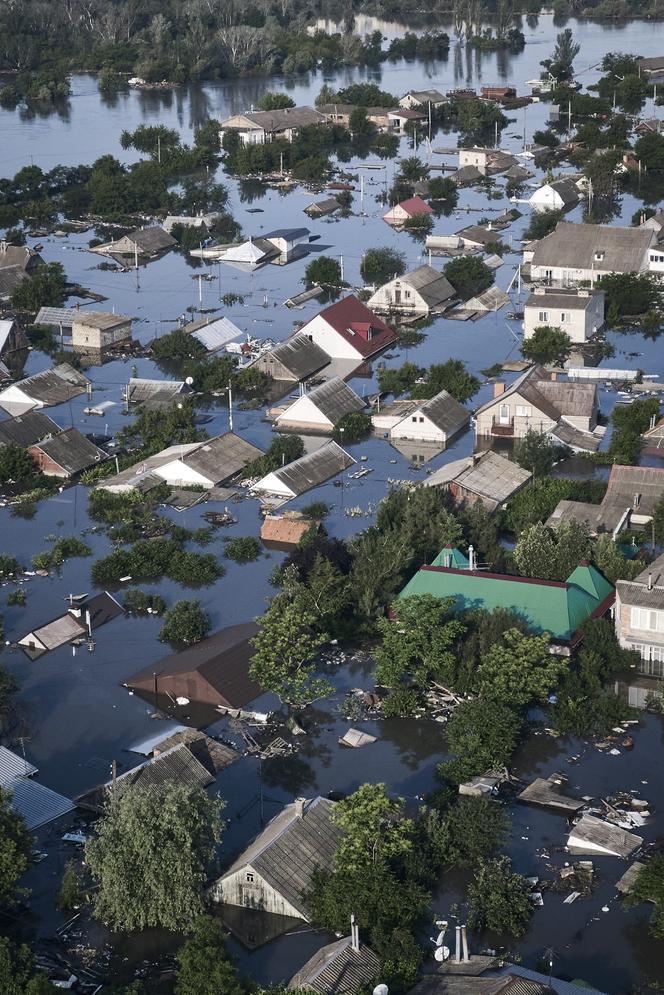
521,326 -> 573,366
57,860 -> 84,911
0,444 -> 36,485
443,256 -> 493,300
0,555 -> 22,578
91,539 -> 223,586
123,589 -> 166,616
159,600 -> 211,646
304,256 -> 344,287
32,537 -> 91,571
467,856 -> 532,937
6,589 -> 27,607
360,248 -> 406,286
381,688 -> 422,717
332,411 -> 372,444
301,501 -> 330,519
224,537 -> 261,564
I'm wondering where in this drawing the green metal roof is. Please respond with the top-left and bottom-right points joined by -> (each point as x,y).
431,547 -> 470,569
398,551 -> 614,642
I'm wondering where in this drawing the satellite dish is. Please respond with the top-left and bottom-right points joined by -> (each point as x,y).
434,946 -> 450,963
185,376 -> 194,385
373,985 -> 389,995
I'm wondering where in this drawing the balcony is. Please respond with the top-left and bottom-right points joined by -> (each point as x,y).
491,416 -> 514,437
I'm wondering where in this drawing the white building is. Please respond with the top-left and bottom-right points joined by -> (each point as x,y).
252,442 -> 355,500
528,179 -> 580,213
389,389 -> 469,446
219,107 -> 327,145
367,265 -> 455,316
273,377 -> 365,434
523,287 -> 605,343
297,295 -> 397,362
399,89 -> 446,109
527,222 -> 655,285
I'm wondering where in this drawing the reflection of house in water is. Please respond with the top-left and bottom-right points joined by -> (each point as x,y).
389,437 -> 445,466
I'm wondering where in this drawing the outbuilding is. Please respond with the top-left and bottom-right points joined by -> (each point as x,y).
70,311 -> 133,355
252,441 -> 355,500
389,389 -> 469,446
274,377 -> 365,434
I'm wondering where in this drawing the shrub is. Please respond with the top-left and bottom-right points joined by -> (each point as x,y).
122,589 -> 166,616
159,600 -> 211,646
332,411 -> 372,444
224,537 -> 261,564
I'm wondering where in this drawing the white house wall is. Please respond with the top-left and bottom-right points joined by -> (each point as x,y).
209,866 -> 305,920
391,411 -> 450,444
252,470 -> 295,498
523,300 -> 604,343
275,394 -> 333,430
299,314 -> 362,361
153,460 -> 213,488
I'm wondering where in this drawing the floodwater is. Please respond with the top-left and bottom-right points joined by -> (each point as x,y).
2,12 -> 664,992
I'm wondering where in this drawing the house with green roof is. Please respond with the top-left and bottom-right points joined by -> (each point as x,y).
397,548 -> 614,652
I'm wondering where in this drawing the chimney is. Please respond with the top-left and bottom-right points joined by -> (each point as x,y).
549,370 -> 558,381
493,381 -> 505,398
468,545 -> 475,572
461,925 -> 470,962
294,797 -> 306,819
633,493 -> 641,509
648,573 -> 653,591
455,925 -> 461,963
350,914 -> 360,952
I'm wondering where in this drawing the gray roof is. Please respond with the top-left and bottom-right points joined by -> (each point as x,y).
411,389 -> 469,434
475,365 -> 596,421
304,198 -> 341,216
550,420 -> 601,452
188,317 -> 243,352
289,938 -> 380,995
457,225 -> 504,246
568,813 -> 642,857
5,777 -> 74,829
503,164 -> 533,180
531,222 -> 654,273
451,165 -> 484,185
463,286 -> 511,312
517,774 -> 585,813
0,410 -> 59,447
405,88 -> 445,102
547,179 -> 580,206
127,377 -> 189,403
0,243 -> 41,271
524,288 -> 603,312
603,464 -> 664,515
426,450 -> 531,503
32,427 -> 107,474
181,432 -> 263,483
0,746 -> 38,784
35,306 -> 79,329
72,310 -> 132,330
264,228 -> 311,241
413,966 -> 606,995
258,334 -> 329,380
616,551 -> 664,610
222,797 -> 342,917
257,442 -> 355,496
637,56 -> 664,71
224,107 -> 326,132
0,265 -> 27,298
127,226 -> 176,253
401,265 -> 456,307
1,363 -> 90,408
294,377 -> 365,424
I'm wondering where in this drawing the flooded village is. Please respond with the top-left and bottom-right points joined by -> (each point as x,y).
2,3 -> 664,993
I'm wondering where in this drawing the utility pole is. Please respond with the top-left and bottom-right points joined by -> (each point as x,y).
360,174 -> 364,216
339,253 -> 344,281
228,379 -> 233,431
198,273 -> 203,307
157,135 -> 161,164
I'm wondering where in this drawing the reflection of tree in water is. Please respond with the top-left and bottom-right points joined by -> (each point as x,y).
261,752 -> 317,793
239,179 -> 268,203
379,717 -> 448,771
19,98 -> 71,123
188,85 -> 213,130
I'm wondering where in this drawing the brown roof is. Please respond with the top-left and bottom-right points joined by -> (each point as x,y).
289,938 -> 380,995
30,427 -> 107,475
261,514 -> 313,546
123,621 -> 262,708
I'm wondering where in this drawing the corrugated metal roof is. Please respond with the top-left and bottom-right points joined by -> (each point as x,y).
531,222 -> 654,272
401,265 -> 456,307
181,433 -> 263,484
415,389 -> 469,435
0,746 -> 38,784
257,334 -> 329,380
281,377 -> 364,426
35,307 -> 79,329
189,317 -> 243,352
289,938 -> 380,994
426,451 -> 531,504
32,427 -> 107,475
255,441 -> 355,497
6,777 -> 74,829
127,378 -> 189,403
0,363 -> 90,409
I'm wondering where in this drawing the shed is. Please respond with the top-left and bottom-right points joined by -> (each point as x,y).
123,621 -> 262,709
567,814 -> 642,857
460,286 -> 511,313
261,513 -> 314,550
209,796 -> 342,920
289,934 -> 380,995
389,389 -> 469,446
71,311 -> 133,353
517,774 -> 586,813
274,377 -> 365,434
183,316 -> 244,353
304,198 -> 341,218
252,441 -> 355,499
28,427 -> 107,478
529,179 -> 580,212
250,334 -> 330,383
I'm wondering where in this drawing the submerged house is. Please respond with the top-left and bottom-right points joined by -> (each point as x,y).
398,550 -> 614,652
249,334 -> 329,383
383,196 -> 433,227
126,377 -> 192,409
387,389 -> 469,446
297,296 -> 398,362
251,441 -> 355,500
91,226 -> 176,260
523,287 -> 605,343
289,921 -> 379,995
209,796 -> 341,920
273,377 -> 365,434
123,622 -> 262,709
18,593 -> 124,660
0,364 -> 90,416
28,427 -> 107,478
0,410 -> 59,448
219,106 -> 327,144
547,465 -> 664,537
424,450 -> 532,514
366,265 -> 455,316
526,222 -> 654,284
70,311 -> 133,355
615,552 -> 664,679
528,179 -> 580,212
0,319 -> 28,361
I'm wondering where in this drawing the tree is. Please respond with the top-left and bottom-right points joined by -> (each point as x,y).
11,262 -> 67,311
304,256 -> 343,287
175,916 -> 244,995
159,600 -> 211,646
634,132 -> 664,171
478,629 -> 564,707
592,535 -> 641,583
544,28 -> 580,81
349,106 -> 372,137
404,212 -> 433,239
86,783 -> 223,932
653,494 -> 664,544
410,359 -> 480,403
375,595 -> 465,688
467,857 -> 533,937
439,796 -> 507,868
0,787 -> 32,905
244,435 -> 305,478
250,596 -> 331,707
280,556 -> 350,632
360,247 -> 406,285
443,256 -> 493,300
332,783 -> 414,871
427,176 -> 458,205
523,209 -> 563,241
521,325 -> 572,366
513,429 -> 561,477
56,859 -> 84,910
332,411 -> 372,444
225,536 -> 261,563
257,91 -> 295,110
398,157 -> 428,182
596,272 -> 661,323
0,937 -> 54,995
442,696 -> 523,781
513,518 -> 592,582
624,857 -> 664,937
0,443 -> 36,485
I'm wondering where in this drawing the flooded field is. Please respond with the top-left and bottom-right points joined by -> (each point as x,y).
2,11 -> 664,992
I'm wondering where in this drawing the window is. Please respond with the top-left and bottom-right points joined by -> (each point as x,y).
246,872 -> 254,883
411,416 -> 417,422
631,607 -> 664,632
560,312 -> 570,323
538,311 -> 549,322
419,416 -> 424,423
515,405 -> 532,417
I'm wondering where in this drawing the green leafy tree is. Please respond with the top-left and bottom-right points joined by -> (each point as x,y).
0,937 -> 54,995
225,536 -> 261,563
597,272 -> 661,323
521,326 -> 572,366
410,359 -> 480,403
544,27 -> 581,81
478,629 -> 564,707
56,859 -> 84,910
505,477 -> 607,534
332,411 -> 372,444
250,597 -> 330,707
86,783 -> 223,932
439,796 -> 507,868
332,783 -> 414,871
0,787 -> 32,905
349,106 -> 373,137
513,429 -> 561,477
443,256 -> 493,300
375,595 -> 465,688
360,248 -> 406,285
281,557 -> 350,632
175,915 -> 244,995
513,519 -> 592,581
257,91 -> 295,110
0,443 -> 36,485
592,535 -> 641,583
653,494 -> 664,544
398,156 -> 428,182
442,696 -> 523,782
11,262 -> 67,311
244,435 -> 305,478
427,176 -> 458,205
377,362 -> 422,396
159,600 -> 211,647
467,856 -> 533,937
304,256 -> 343,287
625,857 -> 664,937
523,209 -> 563,241
634,132 -> 664,171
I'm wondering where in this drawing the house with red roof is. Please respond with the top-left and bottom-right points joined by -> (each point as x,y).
297,295 -> 398,361
384,196 -> 433,227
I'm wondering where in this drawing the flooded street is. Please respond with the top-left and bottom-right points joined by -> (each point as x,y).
2,11 -> 664,991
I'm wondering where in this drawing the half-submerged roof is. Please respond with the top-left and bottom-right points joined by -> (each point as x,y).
401,265 -> 456,307
398,553 -> 614,642
123,621 -> 262,709
294,376 -> 365,424
253,441 -> 355,497
407,389 -> 469,434
289,937 -> 380,995
220,797 -> 341,918
0,363 -> 90,410
31,427 -> 107,475
258,334 -> 329,380
0,410 -> 59,447
426,451 -> 532,504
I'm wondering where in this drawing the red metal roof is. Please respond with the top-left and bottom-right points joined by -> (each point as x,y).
312,295 -> 398,358
393,196 -> 433,217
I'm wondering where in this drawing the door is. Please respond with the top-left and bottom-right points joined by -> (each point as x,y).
394,288 -> 401,305
499,403 -> 509,424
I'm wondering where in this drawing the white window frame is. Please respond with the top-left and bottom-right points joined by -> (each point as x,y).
538,310 -> 549,322
560,311 -> 570,323
515,405 -> 532,417
631,606 -> 664,632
